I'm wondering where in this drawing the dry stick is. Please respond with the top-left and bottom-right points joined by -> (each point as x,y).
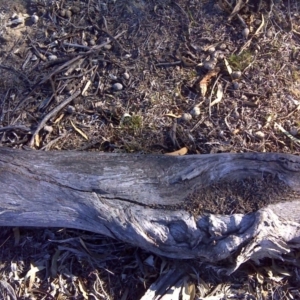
29,89 -> 81,148
208,74 -> 222,117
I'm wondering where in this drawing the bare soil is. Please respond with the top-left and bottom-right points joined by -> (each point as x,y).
0,0 -> 300,299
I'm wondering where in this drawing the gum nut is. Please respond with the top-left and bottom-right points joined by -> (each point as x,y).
218,43 -> 227,50
190,106 -> 200,117
181,113 -> 192,122
242,27 -> 250,39
231,71 -> 242,80
59,9 -> 66,17
123,72 -> 130,80
65,10 -> 72,18
112,83 -> 123,91
203,60 -> 215,70
208,47 -> 215,54
31,14 -> 39,23
70,6 -> 80,14
255,131 -> 265,140
89,39 -> 96,46
67,105 -> 76,114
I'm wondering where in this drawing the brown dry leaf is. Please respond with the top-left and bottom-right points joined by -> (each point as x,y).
182,277 -> 195,300
199,68 -> 220,97
290,88 -> 300,98
165,113 -> 182,118
25,263 -> 45,291
165,147 -> 188,156
210,83 -> 223,107
70,120 -> 88,140
78,278 -> 89,300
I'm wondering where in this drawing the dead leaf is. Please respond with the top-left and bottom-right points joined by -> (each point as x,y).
78,278 -> 88,300
79,237 -> 92,256
165,147 -> 188,156
81,79 -> 92,96
256,272 -> 264,285
54,113 -> 65,124
210,83 -> 223,107
13,228 -> 20,246
165,113 -> 182,118
25,263 -> 45,291
51,249 -> 60,277
70,120 -> 88,140
228,0 -> 247,21
182,277 -> 195,300
34,133 -> 40,147
199,68 -> 220,97
224,58 -> 232,75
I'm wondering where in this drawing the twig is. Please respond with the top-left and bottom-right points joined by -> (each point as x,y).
29,89 -> 81,148
155,61 -> 181,67
274,122 -> 300,146
208,74 -> 222,117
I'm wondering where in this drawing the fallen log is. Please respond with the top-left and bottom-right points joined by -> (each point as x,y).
1,148 -> 300,272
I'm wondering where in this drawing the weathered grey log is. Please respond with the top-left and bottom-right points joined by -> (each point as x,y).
1,148 -> 300,272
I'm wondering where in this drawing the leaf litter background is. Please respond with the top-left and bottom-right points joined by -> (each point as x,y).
0,0 -> 300,299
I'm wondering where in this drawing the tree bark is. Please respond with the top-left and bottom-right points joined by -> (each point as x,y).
1,147 -> 300,272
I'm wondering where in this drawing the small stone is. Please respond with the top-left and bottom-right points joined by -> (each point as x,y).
242,27 -> 250,39
44,125 -> 53,133
48,54 -> 57,61
109,74 -> 118,80
181,113 -> 192,122
112,83 -> 123,91
31,54 -> 38,61
67,105 -> 76,114
203,60 -> 215,70
190,106 -> 201,117
231,71 -> 242,80
123,72 -> 130,80
266,29 -> 273,38
232,82 -> 239,90
290,127 -> 298,136
89,39 -> 96,46
31,14 -> 39,24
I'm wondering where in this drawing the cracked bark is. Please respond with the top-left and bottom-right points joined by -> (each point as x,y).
0,147 -> 300,272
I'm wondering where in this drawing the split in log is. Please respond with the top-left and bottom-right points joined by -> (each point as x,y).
1,147 -> 300,273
